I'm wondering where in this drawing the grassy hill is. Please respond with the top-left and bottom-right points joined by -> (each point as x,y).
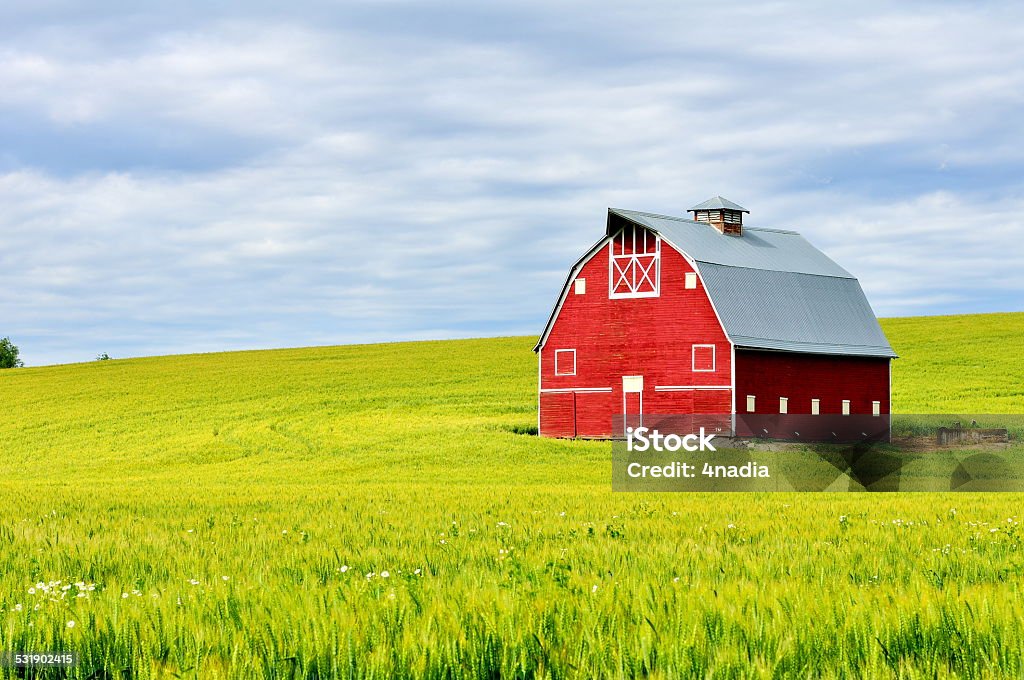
0,313 -> 1022,678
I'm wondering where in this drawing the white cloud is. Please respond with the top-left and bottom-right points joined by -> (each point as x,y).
0,1 -> 1023,365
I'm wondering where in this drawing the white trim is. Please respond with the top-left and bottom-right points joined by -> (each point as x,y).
621,376 -> 643,431
779,396 -> 788,414
554,349 -> 576,376
535,235 -> 611,351
540,387 -> 612,394
608,226 -> 661,299
872,400 -> 881,417
654,385 -> 731,391
537,351 -> 542,433
842,399 -> 851,416
692,344 -> 716,372
811,398 -> 820,416
668,244 -> 737,431
746,394 -> 756,413
730,344 -> 736,432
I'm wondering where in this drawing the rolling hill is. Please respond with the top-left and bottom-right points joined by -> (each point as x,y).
0,312 -> 1022,678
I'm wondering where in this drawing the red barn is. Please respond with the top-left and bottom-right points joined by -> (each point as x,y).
534,197 -> 897,439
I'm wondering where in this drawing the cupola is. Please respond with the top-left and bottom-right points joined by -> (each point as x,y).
687,196 -> 748,235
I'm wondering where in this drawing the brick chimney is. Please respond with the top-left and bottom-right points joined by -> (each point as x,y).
687,196 -> 748,235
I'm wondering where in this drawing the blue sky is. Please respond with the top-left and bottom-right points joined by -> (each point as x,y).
2,1 -> 1023,366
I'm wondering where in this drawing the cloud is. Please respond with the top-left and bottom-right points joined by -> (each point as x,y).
0,1 -> 1023,365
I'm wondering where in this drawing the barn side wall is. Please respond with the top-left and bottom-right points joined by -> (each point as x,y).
539,238 -> 732,438
734,349 -> 890,416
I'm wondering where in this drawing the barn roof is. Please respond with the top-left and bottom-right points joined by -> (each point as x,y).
533,208 -> 897,358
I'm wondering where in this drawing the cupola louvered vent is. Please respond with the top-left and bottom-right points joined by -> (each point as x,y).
687,196 -> 749,235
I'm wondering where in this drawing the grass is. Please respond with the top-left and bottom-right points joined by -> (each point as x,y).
0,313 -> 1022,678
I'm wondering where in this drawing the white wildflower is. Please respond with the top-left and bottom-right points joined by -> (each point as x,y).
381,571 -> 390,578
340,565 -> 349,573
67,620 -> 75,628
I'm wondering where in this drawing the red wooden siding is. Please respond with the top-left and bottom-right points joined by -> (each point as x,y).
540,231 -> 732,438
735,350 -> 889,416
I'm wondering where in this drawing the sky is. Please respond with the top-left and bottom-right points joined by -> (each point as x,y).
2,1 -> 1023,366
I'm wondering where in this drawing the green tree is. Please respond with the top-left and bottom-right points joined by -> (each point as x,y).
0,337 -> 23,369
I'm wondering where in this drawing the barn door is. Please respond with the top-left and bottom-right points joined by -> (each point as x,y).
622,375 -> 643,434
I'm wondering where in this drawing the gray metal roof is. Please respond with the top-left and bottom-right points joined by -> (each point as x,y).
610,208 -> 896,358
687,196 -> 749,213
609,209 -> 853,277
698,264 -> 897,357
535,207 -> 896,358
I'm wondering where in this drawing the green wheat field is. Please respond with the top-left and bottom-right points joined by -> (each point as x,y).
1,312 -> 1023,679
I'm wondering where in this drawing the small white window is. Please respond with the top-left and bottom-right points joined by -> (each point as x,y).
554,349 -> 576,376
842,400 -> 851,416
779,397 -> 788,414
746,395 -> 756,413
692,344 -> 715,372
685,272 -> 697,289
574,278 -> 586,295
872,400 -> 881,416
811,398 -> 820,415
622,375 -> 644,393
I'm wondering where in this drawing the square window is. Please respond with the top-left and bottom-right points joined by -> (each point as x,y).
842,400 -> 851,416
872,400 -> 881,416
554,349 -> 576,376
746,395 -> 756,413
692,344 -> 715,372
622,375 -> 644,393
811,398 -> 820,415
779,397 -> 788,414
685,272 -> 697,289
574,278 -> 586,295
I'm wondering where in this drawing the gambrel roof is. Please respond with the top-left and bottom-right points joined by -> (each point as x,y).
534,208 -> 897,358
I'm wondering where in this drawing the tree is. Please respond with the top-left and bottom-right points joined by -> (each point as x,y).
96,353 -> 112,361
0,337 -> 23,368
